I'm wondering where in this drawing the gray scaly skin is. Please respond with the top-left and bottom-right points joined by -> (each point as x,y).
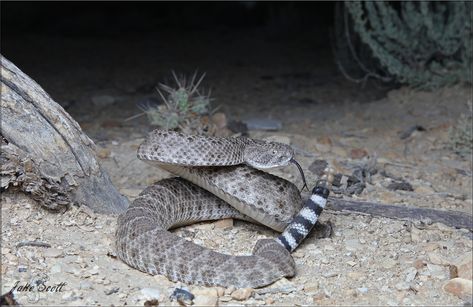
116,130 -> 327,288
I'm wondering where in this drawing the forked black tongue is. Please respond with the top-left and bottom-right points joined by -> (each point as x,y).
290,158 -> 308,192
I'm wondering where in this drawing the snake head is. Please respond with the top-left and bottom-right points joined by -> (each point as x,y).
243,141 -> 294,169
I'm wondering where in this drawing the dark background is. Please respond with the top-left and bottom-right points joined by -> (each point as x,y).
1,1 -> 388,128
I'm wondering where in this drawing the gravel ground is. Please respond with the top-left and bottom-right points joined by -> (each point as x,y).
1,29 -> 472,305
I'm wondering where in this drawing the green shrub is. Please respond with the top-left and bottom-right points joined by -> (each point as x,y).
336,1 -> 472,89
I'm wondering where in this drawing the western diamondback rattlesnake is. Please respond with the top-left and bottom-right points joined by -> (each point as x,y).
116,130 -> 330,288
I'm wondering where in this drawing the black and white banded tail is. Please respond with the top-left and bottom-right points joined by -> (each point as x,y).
276,183 -> 330,252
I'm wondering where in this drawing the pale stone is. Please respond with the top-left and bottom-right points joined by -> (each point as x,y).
214,218 -> 233,230
193,295 -> 217,306
43,248 -> 63,258
224,285 -> 236,295
140,288 -> 161,300
444,278 -> 473,301
231,288 -> 253,301
428,252 -> 449,265
192,287 -> 218,298
265,297 -> 275,305
455,252 -> 473,280
381,258 -> 398,269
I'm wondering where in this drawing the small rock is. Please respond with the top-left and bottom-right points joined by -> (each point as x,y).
350,148 -> 368,159
428,252 -> 449,265
346,261 -> 357,267
455,252 -> 473,280
387,181 -> 414,192
414,185 -> 435,194
219,296 -> 232,302
231,288 -> 253,301
395,282 -> 410,291
216,287 -> 225,297
242,118 -> 282,131
50,263 -> 62,274
192,288 -> 218,298
141,288 -> 161,300
214,219 -> 233,230
444,278 -> 473,301
79,281 -> 93,290
97,148 -> 111,159
211,112 -> 227,129
171,288 -> 194,303
404,267 -> 418,282
322,271 -> 339,278
265,297 -> 275,304
427,263 -> 448,280
318,136 -> 332,146
43,248 -> 63,258
331,146 -> 346,156
89,265 -> 100,275
194,295 -> 217,306
304,282 -> 319,292
224,285 -> 236,295
308,159 -> 329,177
104,287 -> 120,295
345,239 -> 363,251
414,259 -> 427,270
92,95 -> 116,107
347,272 -> 365,281
144,299 -> 160,307
410,227 -> 424,243
381,258 -> 398,269
357,287 -> 368,294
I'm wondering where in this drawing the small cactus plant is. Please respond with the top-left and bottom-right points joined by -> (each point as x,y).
140,72 -> 215,134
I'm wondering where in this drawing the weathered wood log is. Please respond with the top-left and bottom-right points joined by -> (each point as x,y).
327,197 -> 473,231
1,55 -> 129,214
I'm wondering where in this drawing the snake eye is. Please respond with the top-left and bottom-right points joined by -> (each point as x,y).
272,150 -> 277,155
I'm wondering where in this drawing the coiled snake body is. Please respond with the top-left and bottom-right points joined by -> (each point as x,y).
116,130 -> 329,288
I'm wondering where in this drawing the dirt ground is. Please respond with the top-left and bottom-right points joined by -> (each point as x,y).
1,28 -> 472,306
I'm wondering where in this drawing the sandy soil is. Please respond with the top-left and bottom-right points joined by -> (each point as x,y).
2,29 -> 472,305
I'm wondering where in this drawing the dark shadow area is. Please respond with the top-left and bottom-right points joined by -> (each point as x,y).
1,1 -> 389,132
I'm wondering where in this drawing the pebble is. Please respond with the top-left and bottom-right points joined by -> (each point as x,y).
404,267 -> 418,282
80,281 -> 93,290
443,278 -> 473,300
50,263 -> 62,274
265,297 -> 275,304
428,252 -> 449,265
322,271 -> 339,278
97,148 -> 111,159
193,295 -> 217,306
225,285 -> 236,295
381,258 -> 398,269
455,252 -> 473,280
192,288 -> 218,298
414,259 -> 427,270
357,287 -> 368,294
395,282 -> 410,291
427,263 -> 448,280
140,288 -> 161,300
214,218 -> 233,230
257,278 -> 299,294
43,248 -> 63,258
350,148 -> 368,159
345,239 -> 363,251
231,288 -> 253,301
242,118 -> 282,131
211,112 -> 227,129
